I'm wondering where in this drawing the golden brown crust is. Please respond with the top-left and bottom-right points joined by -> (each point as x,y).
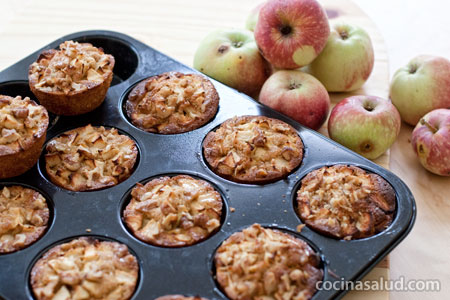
126,72 -> 219,134
215,224 -> 322,300
124,175 -> 222,247
296,165 -> 396,240
30,237 -> 139,300
203,116 -> 303,184
0,186 -> 49,254
0,95 -> 49,179
155,295 -> 208,300
29,41 -> 115,115
45,125 -> 138,191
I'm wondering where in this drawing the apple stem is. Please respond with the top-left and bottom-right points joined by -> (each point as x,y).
233,41 -> 244,48
409,64 -> 418,74
420,118 -> 438,133
339,30 -> 349,40
289,82 -> 301,90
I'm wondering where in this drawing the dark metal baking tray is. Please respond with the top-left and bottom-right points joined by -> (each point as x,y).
0,30 -> 416,300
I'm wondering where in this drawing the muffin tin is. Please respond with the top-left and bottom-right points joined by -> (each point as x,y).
0,30 -> 416,300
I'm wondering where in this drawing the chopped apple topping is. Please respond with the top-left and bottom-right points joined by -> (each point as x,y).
30,238 -> 138,300
29,41 -> 113,94
45,125 -> 137,191
0,185 -> 49,253
215,224 -> 322,300
124,175 -> 222,247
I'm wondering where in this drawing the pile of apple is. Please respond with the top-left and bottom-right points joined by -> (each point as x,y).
193,0 -> 450,176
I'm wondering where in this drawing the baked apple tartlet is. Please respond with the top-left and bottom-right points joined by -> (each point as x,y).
0,95 -> 48,179
45,124 -> 138,191
203,115 -> 303,183
0,185 -> 49,254
30,237 -> 139,300
296,165 -> 396,240
124,175 -> 222,247
215,224 -> 322,300
126,72 -> 219,134
29,40 -> 115,115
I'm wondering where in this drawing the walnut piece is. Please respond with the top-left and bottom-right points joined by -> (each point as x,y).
215,224 -> 322,300
30,237 -> 139,300
29,41 -> 114,94
297,165 -> 396,239
203,116 -> 303,183
45,124 -> 138,191
126,72 -> 219,134
124,175 -> 222,247
0,185 -> 49,253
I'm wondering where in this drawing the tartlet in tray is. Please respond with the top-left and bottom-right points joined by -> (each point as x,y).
0,185 -> 49,254
296,165 -> 396,240
0,95 -> 48,179
203,115 -> 303,184
30,237 -> 139,300
45,124 -> 138,191
126,72 -> 219,134
215,224 -> 322,300
124,175 -> 222,247
29,40 -> 115,115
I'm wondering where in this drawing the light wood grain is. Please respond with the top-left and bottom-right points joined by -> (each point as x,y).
2,1 -> 447,299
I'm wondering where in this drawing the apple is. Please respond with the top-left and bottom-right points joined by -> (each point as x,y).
328,95 -> 401,159
390,55 -> 450,126
411,109 -> 450,176
306,22 -> 374,92
259,70 -> 330,130
193,28 -> 270,98
245,2 -> 265,32
254,0 -> 330,69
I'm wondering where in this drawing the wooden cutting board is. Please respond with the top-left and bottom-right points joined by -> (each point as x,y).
0,0 -> 390,299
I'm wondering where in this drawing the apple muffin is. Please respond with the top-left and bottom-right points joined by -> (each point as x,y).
215,224 -> 322,300
124,175 -> 222,247
203,115 -> 303,183
0,95 -> 49,179
155,295 -> 208,300
30,237 -> 139,300
296,165 -> 396,240
29,40 -> 115,115
45,124 -> 138,191
0,185 -> 49,254
126,72 -> 219,134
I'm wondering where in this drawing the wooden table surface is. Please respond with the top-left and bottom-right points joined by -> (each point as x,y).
0,0 -> 448,299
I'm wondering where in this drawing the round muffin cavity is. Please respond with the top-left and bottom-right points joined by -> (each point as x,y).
203,115 -> 303,184
29,40 -> 115,115
0,95 -> 49,178
155,295 -> 208,300
0,185 -> 49,254
215,224 -> 322,300
30,237 -> 139,300
123,175 -> 223,247
126,72 -> 219,134
296,165 -> 396,240
45,124 -> 138,191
